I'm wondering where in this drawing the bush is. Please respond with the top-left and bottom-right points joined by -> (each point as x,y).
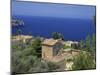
71,44 -> 79,49
63,44 -> 71,49
12,37 -> 60,73
47,62 -> 60,71
72,52 -> 96,70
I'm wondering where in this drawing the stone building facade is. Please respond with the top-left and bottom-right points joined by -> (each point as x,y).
42,39 -> 63,61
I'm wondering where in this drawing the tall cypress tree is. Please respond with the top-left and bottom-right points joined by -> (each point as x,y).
85,35 -> 91,52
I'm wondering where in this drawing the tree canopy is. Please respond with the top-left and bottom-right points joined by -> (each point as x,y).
52,32 -> 64,40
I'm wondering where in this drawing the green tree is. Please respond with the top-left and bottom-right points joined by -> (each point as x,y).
52,32 -> 64,40
85,35 -> 91,52
91,34 -> 96,54
72,52 -> 96,70
79,40 -> 85,50
31,37 -> 42,57
22,47 -> 36,56
16,29 -> 22,35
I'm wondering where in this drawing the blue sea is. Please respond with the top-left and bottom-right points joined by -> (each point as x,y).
12,15 -> 96,41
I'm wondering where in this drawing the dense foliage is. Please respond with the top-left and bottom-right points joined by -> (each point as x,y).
12,32 -> 96,74
52,32 -> 64,40
72,34 -> 96,70
63,44 -> 71,49
12,37 -> 60,74
72,52 -> 96,70
79,34 -> 96,53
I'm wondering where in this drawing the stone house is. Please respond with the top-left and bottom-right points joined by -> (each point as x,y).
42,39 -> 63,61
12,35 -> 33,43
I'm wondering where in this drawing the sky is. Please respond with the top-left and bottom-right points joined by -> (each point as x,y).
12,1 -> 96,19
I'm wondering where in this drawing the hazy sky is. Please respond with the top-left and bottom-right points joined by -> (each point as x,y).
12,1 -> 96,19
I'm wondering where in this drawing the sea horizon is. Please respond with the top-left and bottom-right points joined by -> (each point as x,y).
12,15 -> 96,41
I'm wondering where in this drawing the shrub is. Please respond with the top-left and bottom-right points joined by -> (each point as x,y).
63,44 -> 71,49
72,52 -> 96,70
47,62 -> 60,71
